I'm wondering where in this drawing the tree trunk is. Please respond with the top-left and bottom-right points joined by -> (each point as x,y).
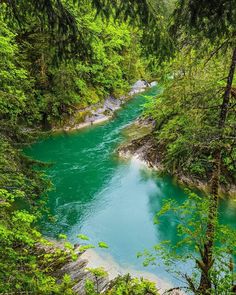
197,47 -> 236,294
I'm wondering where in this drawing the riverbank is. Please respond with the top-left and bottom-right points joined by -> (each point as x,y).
118,118 -> 236,198
40,239 -> 184,295
36,240 -> 185,295
81,249 -> 185,294
52,80 -> 157,132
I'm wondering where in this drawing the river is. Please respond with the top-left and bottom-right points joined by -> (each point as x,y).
26,86 -> 236,286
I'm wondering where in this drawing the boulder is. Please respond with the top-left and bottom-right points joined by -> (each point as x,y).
129,80 -> 151,96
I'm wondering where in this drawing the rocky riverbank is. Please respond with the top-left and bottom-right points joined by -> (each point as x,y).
38,240 -> 184,295
53,80 -> 157,132
81,249 -> 185,295
36,241 -> 109,295
118,118 -> 236,198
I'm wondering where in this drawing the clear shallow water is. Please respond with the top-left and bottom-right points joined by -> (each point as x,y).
26,87 -> 236,284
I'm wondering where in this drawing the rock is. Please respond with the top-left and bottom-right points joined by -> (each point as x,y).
129,80 -> 146,96
95,107 -> 106,114
129,80 -> 153,96
82,96 -> 121,125
104,96 -> 121,111
118,133 -> 164,170
129,89 -> 145,96
118,118 -> 164,170
36,241 -> 109,295
118,118 -> 236,198
132,80 -> 149,89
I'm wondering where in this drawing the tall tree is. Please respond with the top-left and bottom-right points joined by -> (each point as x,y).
197,47 -> 236,293
171,1 -> 236,293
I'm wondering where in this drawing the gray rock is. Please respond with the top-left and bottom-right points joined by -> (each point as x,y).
131,80 -> 149,89
129,80 -> 151,96
104,96 -> 121,111
85,113 -> 108,123
36,242 -> 109,295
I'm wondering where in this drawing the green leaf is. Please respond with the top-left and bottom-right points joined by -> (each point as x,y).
79,244 -> 95,252
77,234 -> 90,241
58,233 -> 67,240
98,241 -> 109,249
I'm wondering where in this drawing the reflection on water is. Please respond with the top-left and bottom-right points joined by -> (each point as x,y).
25,87 -> 236,284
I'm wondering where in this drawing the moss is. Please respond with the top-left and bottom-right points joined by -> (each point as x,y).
121,121 -> 153,143
84,88 -> 100,105
73,110 -> 92,124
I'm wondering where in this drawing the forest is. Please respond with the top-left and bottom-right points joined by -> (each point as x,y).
0,0 -> 236,294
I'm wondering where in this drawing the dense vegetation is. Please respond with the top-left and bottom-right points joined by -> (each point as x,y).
85,272 -> 160,295
0,0 -> 236,294
143,0 -> 236,293
0,2 -> 150,131
0,0 -> 151,292
145,48 -> 236,192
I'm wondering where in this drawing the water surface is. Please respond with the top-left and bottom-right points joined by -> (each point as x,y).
26,87 -> 236,284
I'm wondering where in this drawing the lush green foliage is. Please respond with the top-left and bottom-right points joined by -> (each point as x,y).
139,192 -> 236,294
85,273 -> 160,295
144,48 -> 236,190
1,1 -> 150,131
0,0 -> 152,292
172,0 -> 236,42
0,128 -> 75,292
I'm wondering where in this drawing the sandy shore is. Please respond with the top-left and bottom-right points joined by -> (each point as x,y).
80,249 -> 185,294
61,115 -> 113,132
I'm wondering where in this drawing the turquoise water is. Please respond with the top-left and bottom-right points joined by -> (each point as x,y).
26,87 -> 236,284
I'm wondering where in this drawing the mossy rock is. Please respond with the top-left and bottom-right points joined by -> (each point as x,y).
121,121 -> 153,143
104,109 -> 112,116
74,110 -> 92,124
